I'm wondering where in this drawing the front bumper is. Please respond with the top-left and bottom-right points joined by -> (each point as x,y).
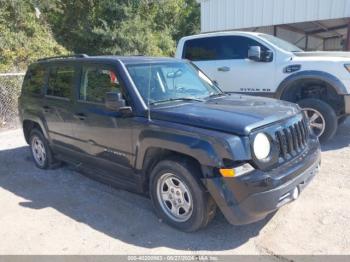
204,139 -> 321,225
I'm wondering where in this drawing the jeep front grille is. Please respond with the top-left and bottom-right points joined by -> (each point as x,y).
275,119 -> 309,160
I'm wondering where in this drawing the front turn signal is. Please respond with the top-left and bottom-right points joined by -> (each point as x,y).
219,168 -> 235,177
219,163 -> 255,178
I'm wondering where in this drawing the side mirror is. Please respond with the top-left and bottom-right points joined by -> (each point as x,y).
248,46 -> 261,62
262,49 -> 273,62
248,46 -> 273,62
105,92 -> 132,115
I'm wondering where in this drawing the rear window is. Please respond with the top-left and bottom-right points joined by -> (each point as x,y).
183,36 -> 267,61
23,65 -> 46,95
47,66 -> 75,98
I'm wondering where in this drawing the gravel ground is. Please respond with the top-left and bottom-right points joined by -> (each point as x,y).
0,121 -> 349,256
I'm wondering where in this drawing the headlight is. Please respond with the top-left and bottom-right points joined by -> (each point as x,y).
253,133 -> 271,160
344,64 -> 350,73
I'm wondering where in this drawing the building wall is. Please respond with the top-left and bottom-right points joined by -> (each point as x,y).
199,0 -> 350,32
243,26 -> 325,50
324,37 -> 344,50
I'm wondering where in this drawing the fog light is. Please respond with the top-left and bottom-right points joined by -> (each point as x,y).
292,187 -> 299,200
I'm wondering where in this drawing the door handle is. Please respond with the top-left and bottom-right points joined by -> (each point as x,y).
74,113 -> 87,120
217,66 -> 230,72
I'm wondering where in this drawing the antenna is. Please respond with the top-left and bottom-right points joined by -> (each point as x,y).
147,63 -> 152,121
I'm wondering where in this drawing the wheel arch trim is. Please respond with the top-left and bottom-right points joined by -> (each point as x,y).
22,114 -> 50,143
276,70 -> 348,99
135,131 -> 225,170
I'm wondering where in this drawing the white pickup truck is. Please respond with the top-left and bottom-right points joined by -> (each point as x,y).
175,31 -> 350,142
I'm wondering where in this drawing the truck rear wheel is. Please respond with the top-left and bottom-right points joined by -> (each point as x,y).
149,157 -> 216,232
298,98 -> 337,142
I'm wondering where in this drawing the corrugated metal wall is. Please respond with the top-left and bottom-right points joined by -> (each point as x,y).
200,0 -> 350,32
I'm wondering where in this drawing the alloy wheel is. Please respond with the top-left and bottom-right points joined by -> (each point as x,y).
304,108 -> 326,137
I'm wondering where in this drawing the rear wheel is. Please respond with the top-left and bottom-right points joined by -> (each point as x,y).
298,98 -> 337,142
149,157 -> 216,232
29,129 -> 56,169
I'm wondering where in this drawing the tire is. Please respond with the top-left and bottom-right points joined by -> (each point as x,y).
298,98 -> 337,142
29,129 -> 56,169
338,116 -> 348,126
149,157 -> 216,232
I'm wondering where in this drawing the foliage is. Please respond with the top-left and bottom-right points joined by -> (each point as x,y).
0,0 -> 67,72
0,0 -> 200,71
42,0 -> 200,56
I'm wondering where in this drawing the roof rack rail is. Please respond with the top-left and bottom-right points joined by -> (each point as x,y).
37,54 -> 88,61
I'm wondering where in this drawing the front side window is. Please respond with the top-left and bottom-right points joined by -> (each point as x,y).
79,66 -> 121,103
23,65 -> 46,95
220,36 -> 268,59
47,66 -> 75,98
183,36 -> 268,61
126,61 -> 222,105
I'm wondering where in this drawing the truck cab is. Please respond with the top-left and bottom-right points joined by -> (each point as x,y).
176,31 -> 350,142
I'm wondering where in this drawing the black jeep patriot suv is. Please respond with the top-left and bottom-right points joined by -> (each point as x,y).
19,55 -> 321,232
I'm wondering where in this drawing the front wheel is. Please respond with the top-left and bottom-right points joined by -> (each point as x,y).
298,98 -> 337,142
149,158 -> 216,232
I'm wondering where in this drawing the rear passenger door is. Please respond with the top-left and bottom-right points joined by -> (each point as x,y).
183,36 -> 275,94
71,63 -> 134,173
43,64 -> 77,149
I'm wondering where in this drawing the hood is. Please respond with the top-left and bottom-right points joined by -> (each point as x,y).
150,94 -> 300,135
294,51 -> 350,59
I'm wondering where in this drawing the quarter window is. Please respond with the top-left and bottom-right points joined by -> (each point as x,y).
79,66 -> 122,103
183,36 -> 268,61
47,66 -> 75,98
23,65 -> 46,95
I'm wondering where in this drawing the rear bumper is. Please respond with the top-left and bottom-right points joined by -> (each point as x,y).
204,139 -> 321,225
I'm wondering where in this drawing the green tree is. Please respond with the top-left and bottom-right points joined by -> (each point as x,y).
0,0 -> 200,71
43,0 -> 200,56
0,0 -> 67,71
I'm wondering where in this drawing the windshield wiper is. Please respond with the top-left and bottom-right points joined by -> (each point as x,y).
150,97 -> 204,105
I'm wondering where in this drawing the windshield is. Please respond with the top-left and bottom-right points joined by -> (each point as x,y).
259,34 -> 303,52
126,61 -> 222,105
